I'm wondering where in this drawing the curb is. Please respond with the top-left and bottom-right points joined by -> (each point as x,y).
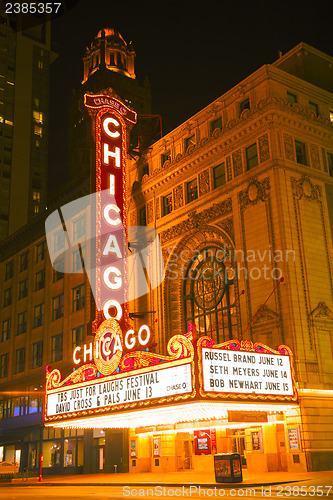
1,480 -> 304,488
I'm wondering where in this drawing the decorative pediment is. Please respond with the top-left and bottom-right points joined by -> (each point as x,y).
252,305 -> 280,326
310,302 -> 333,323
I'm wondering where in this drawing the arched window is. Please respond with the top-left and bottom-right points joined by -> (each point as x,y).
183,246 -> 237,342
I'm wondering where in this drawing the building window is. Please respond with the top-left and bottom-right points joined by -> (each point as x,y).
240,98 -> 250,114
287,92 -> 297,104
32,177 -> 41,190
72,325 -> 84,350
0,353 -> 8,379
295,140 -> 307,165
139,206 -> 146,226
73,215 -> 86,240
15,347 -> 26,374
162,193 -> 173,216
35,269 -> 45,291
211,117 -> 222,134
3,288 -> 12,307
54,228 -> 65,252
5,260 -> 13,280
327,152 -> 333,177
32,341 -> 43,369
18,279 -> 28,299
309,101 -> 318,116
72,248 -> 83,272
33,110 -> 43,124
246,143 -> 258,169
52,294 -> 64,321
32,191 -> 40,203
213,163 -> 226,188
161,151 -> 171,166
51,333 -> 63,362
34,124 -> 42,136
185,135 -> 196,151
1,319 -> 10,342
33,303 -> 44,328
20,251 -> 29,271
36,241 -> 46,262
72,285 -> 85,312
53,258 -> 64,282
183,246 -> 237,343
186,179 -> 198,203
17,311 -> 27,335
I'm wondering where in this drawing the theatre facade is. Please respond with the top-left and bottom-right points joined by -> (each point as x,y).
0,35 -> 333,475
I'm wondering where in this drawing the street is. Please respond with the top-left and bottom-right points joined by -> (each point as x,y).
1,478 -> 332,500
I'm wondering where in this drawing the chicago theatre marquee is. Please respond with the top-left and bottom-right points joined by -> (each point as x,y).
44,89 -> 302,476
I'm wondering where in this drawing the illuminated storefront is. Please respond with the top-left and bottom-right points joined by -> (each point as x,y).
44,320 -> 303,473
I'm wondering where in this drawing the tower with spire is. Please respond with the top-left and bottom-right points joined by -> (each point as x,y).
69,28 -> 152,180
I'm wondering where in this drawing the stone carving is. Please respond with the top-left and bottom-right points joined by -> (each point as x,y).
252,305 -> 280,324
305,362 -> 319,373
310,302 -> 333,322
232,149 -> 243,177
291,176 -> 321,202
240,108 -> 251,119
219,217 -> 234,242
258,134 -> 270,163
185,144 -> 195,156
226,156 -> 232,182
162,159 -> 171,169
212,128 -> 222,138
160,198 -> 232,244
146,200 -> 154,224
310,144 -> 320,170
174,184 -> 184,210
238,177 -> 270,212
284,134 -> 295,161
199,169 -> 210,196
156,198 -> 160,220
130,210 -> 137,226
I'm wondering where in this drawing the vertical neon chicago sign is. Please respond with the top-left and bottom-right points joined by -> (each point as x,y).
83,91 -> 151,373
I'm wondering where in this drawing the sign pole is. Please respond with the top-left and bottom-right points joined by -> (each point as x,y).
39,454 -> 43,482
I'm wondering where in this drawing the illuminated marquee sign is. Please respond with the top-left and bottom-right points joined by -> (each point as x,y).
44,325 -> 297,426
47,361 -> 192,417
84,90 -> 137,332
44,324 -> 195,423
197,337 -> 297,402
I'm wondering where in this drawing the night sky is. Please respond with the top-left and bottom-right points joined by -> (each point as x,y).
48,0 -> 333,187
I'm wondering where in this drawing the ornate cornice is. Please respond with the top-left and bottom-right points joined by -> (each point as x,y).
137,95 -> 333,197
160,198 -> 232,245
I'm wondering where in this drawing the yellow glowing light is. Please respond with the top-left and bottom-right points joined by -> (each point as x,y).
136,420 -> 279,437
299,388 -> 333,397
45,401 -> 299,430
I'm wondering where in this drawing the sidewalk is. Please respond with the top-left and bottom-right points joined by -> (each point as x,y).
11,469 -> 333,487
